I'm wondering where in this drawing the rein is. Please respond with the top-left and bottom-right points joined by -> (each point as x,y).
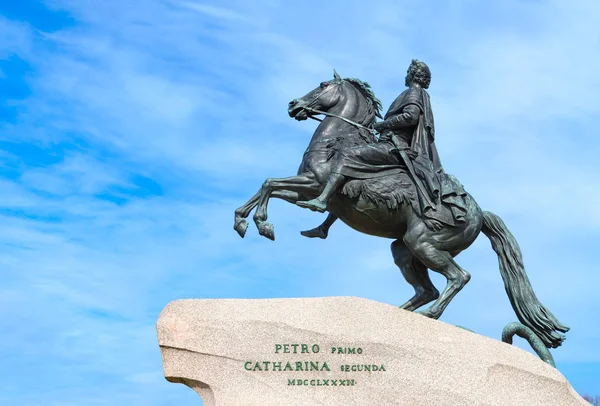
304,106 -> 376,135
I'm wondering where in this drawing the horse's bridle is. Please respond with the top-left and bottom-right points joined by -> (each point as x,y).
299,81 -> 376,136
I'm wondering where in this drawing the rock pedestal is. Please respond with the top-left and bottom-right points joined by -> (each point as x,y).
156,296 -> 586,406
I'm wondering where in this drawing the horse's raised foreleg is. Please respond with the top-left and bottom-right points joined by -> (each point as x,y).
254,173 -> 321,240
234,190 -> 261,238
234,190 -> 302,238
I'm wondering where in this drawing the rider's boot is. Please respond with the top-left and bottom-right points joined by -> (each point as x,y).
301,214 -> 337,239
297,173 -> 345,213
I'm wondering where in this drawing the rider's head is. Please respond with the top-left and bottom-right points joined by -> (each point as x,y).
405,59 -> 431,89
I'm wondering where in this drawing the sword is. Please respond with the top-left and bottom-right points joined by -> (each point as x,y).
389,135 -> 436,212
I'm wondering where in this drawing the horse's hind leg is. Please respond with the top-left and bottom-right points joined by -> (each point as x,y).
391,239 -> 439,311
404,225 -> 471,319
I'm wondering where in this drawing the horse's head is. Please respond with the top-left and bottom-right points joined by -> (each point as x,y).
288,70 -> 382,126
288,70 -> 345,121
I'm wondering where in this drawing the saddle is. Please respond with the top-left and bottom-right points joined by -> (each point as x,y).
341,168 -> 418,212
341,169 -> 468,228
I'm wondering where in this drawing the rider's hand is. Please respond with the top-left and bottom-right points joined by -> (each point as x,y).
372,121 -> 386,133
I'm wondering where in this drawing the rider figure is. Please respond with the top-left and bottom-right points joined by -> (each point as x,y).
298,59 -> 460,229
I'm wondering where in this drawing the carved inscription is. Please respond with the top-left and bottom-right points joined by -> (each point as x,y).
243,343 -> 386,387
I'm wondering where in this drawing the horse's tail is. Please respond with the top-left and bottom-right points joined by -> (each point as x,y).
481,211 -> 569,349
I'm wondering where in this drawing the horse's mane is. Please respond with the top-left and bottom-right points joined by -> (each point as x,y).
344,78 -> 383,125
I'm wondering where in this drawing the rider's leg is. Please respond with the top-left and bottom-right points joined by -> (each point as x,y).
301,213 -> 338,239
296,171 -> 346,213
297,142 -> 393,213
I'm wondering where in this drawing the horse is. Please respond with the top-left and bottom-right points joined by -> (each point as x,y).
233,70 -> 569,350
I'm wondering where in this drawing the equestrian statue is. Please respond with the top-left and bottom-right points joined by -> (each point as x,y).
233,59 -> 569,358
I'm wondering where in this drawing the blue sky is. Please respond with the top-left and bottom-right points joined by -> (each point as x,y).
0,0 -> 599,404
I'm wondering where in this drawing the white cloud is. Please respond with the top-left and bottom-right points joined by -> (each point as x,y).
177,1 -> 251,23
0,16 -> 32,59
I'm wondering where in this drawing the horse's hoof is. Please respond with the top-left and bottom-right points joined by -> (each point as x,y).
398,302 -> 416,311
234,219 -> 249,238
258,222 -> 275,241
416,308 -> 438,319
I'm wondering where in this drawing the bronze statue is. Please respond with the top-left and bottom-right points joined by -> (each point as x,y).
233,61 -> 569,350
298,60 -> 466,232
